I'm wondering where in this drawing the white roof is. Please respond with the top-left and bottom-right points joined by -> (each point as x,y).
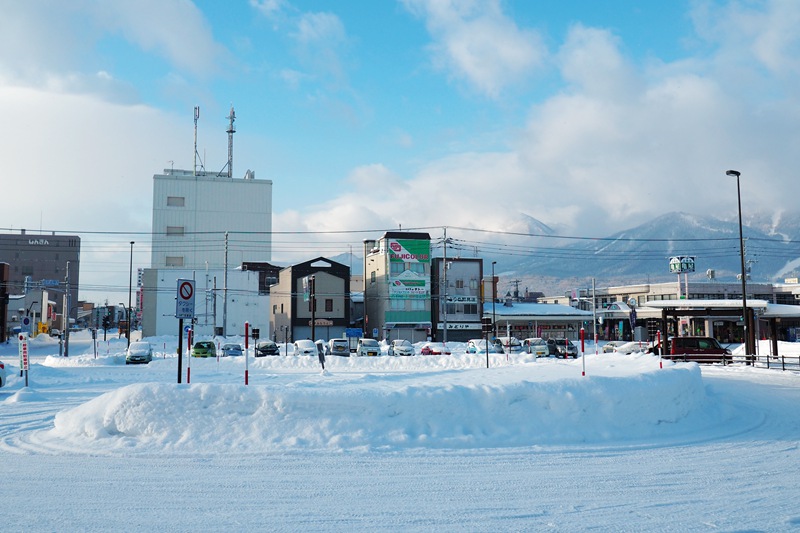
641,299 -> 770,310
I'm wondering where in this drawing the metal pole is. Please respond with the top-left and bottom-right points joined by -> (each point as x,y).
443,228 -> 448,343
128,241 -> 134,348
64,262 -> 70,356
491,261 -> 497,339
727,170 -> 750,359
223,232 -> 229,337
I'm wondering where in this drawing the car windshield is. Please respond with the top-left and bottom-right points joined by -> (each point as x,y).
222,344 -> 240,350
361,339 -> 379,347
296,340 -> 315,349
129,343 -> 150,354
394,340 -> 411,347
195,342 -> 213,349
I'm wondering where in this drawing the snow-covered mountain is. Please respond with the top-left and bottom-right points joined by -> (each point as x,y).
494,211 -> 800,295
329,211 -> 800,295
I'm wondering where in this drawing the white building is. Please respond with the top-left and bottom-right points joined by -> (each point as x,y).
141,267 -> 269,338
151,168 -> 272,270
144,168 -> 273,338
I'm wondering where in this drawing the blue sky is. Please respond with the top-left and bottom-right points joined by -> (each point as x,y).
2,0 -> 800,302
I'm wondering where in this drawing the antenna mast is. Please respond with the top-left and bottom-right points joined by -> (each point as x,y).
226,105 -> 236,178
193,106 -> 200,176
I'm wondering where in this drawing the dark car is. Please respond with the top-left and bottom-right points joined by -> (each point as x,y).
666,336 -> 731,364
255,340 -> 280,357
550,338 -> 578,358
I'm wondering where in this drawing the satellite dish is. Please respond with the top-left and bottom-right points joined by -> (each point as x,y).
627,298 -> 637,308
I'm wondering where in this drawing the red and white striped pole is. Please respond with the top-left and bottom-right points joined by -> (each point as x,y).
580,327 -> 586,377
244,321 -> 249,386
187,327 -> 193,383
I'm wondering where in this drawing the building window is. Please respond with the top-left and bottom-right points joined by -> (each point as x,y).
166,226 -> 185,236
470,279 -> 479,290
370,271 -> 376,284
391,299 -> 406,310
411,299 -> 425,310
167,196 -> 186,207
390,262 -> 404,275
410,263 -> 425,274
325,299 -> 333,312
464,303 -> 478,315
455,279 -> 464,289
165,256 -> 184,267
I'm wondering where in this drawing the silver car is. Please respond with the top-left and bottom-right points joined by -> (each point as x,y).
125,341 -> 153,364
388,339 -> 414,356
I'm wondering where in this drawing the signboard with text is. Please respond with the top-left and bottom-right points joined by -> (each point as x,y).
388,239 -> 431,299
175,279 -> 196,319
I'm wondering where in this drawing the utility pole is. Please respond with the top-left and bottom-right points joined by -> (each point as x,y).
64,261 -> 71,357
443,227 -> 448,343
222,231 -> 228,337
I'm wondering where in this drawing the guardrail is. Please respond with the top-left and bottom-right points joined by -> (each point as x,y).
730,353 -> 800,371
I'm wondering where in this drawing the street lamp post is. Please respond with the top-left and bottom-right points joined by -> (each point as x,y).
128,241 -> 134,348
726,169 -> 750,358
491,261 -> 497,339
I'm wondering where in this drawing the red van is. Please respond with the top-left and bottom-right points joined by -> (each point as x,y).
666,336 -> 731,364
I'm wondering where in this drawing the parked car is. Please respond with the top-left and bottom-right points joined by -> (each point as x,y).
550,338 -> 578,358
494,336 -> 523,354
191,341 -> 216,358
602,341 -> 625,353
293,339 -> 318,356
220,343 -> 243,357
612,341 -> 650,355
327,338 -> 350,357
255,340 -> 280,357
466,339 -> 501,354
522,337 -> 549,357
0,360 -> 6,387
666,336 -> 731,363
357,338 -> 380,357
420,342 -> 451,356
388,339 -> 414,356
125,341 -> 153,364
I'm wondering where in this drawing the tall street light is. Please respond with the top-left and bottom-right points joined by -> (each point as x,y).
726,169 -> 749,357
128,241 -> 134,348
119,302 -> 129,348
491,261 -> 497,339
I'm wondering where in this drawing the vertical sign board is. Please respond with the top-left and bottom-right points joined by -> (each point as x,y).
176,279 -> 196,319
18,333 -> 29,370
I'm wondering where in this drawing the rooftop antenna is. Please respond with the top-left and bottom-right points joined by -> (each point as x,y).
193,106 -> 205,175
217,104 -> 236,178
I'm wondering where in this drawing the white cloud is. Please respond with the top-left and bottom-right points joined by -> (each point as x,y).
274,1 -> 800,252
0,1 -> 226,98
402,0 -> 547,98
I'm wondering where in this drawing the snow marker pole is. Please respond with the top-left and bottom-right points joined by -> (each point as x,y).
186,327 -> 192,384
244,321 -> 249,385
580,327 -> 586,377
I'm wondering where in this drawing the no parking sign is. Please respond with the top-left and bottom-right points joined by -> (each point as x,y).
175,279 -> 196,319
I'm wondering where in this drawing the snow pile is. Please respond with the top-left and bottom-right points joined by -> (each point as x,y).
47,355 -> 718,453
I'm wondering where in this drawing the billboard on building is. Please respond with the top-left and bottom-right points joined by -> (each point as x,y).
388,239 -> 430,299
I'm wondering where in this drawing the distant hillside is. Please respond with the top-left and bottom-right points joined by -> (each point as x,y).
328,211 -> 800,297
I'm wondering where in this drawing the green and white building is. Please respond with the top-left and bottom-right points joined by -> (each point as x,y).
363,232 -> 432,342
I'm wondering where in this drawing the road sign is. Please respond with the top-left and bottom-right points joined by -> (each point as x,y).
176,279 -> 196,319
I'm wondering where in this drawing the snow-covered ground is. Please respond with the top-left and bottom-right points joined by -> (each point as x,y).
1,332 -> 799,531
